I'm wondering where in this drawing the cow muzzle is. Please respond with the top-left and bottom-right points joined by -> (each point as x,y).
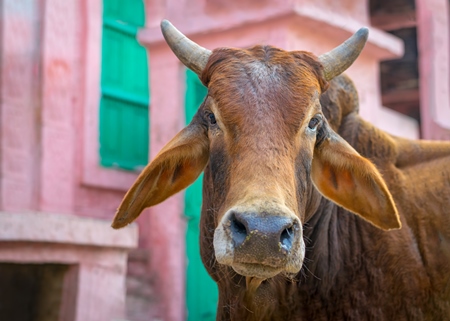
214,207 -> 304,279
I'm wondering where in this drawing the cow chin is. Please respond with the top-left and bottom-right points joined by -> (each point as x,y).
214,237 -> 305,279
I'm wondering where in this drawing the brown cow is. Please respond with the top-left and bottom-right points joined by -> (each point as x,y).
112,20 -> 450,320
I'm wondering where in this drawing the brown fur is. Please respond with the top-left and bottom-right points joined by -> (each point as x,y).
113,45 -> 450,320
200,49 -> 450,320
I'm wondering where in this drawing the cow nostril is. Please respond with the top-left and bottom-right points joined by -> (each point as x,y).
280,224 -> 296,251
230,213 -> 248,247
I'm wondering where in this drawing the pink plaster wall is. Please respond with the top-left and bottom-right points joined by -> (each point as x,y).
1,0 -> 41,211
1,0 -> 135,218
40,0 -> 79,213
416,0 -> 450,140
1,1 -> 139,320
2,0 -> 449,320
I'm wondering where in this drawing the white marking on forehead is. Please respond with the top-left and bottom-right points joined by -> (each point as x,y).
247,61 -> 282,83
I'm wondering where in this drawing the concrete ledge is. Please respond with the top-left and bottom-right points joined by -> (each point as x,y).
139,8 -> 403,60
0,212 -> 138,249
292,5 -> 403,60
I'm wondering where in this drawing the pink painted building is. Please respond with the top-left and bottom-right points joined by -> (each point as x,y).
1,0 -> 448,321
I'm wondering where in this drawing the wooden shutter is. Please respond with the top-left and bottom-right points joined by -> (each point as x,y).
99,0 -> 149,171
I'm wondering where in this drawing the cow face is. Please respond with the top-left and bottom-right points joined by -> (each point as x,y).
112,21 -> 401,282
201,47 -> 326,279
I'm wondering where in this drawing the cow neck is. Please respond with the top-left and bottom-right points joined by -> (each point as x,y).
302,197 -> 371,286
299,110 -> 372,292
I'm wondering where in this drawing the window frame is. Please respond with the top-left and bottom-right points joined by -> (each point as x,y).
81,0 -> 148,191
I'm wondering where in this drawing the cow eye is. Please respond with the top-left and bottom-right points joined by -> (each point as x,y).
208,112 -> 217,125
308,116 -> 322,130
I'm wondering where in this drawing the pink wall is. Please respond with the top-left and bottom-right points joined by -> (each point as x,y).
1,1 -> 137,320
1,0 -> 135,218
416,0 -> 450,140
1,0 -> 41,211
2,0 -> 449,320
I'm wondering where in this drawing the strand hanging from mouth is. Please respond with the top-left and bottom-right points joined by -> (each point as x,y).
246,276 -> 264,293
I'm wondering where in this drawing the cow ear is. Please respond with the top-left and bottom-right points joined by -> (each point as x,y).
311,129 -> 401,230
111,123 -> 209,229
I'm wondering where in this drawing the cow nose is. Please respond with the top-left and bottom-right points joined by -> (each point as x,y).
229,211 -> 299,254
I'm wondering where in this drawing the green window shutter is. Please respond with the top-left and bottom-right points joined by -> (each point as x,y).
184,69 -> 218,321
99,0 -> 149,171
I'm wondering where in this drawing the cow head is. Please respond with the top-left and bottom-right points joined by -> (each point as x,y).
112,20 -> 401,282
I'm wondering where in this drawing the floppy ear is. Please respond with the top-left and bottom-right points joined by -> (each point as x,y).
111,122 -> 209,229
311,128 -> 401,230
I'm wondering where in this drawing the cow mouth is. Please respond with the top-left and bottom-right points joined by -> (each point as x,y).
232,262 -> 282,279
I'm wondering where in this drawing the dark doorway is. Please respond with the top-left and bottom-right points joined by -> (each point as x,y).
0,263 -> 70,321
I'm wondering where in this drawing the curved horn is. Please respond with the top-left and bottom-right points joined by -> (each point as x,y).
161,20 -> 212,75
318,27 -> 369,81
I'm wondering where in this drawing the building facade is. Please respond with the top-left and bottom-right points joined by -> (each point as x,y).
1,0 -> 449,320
